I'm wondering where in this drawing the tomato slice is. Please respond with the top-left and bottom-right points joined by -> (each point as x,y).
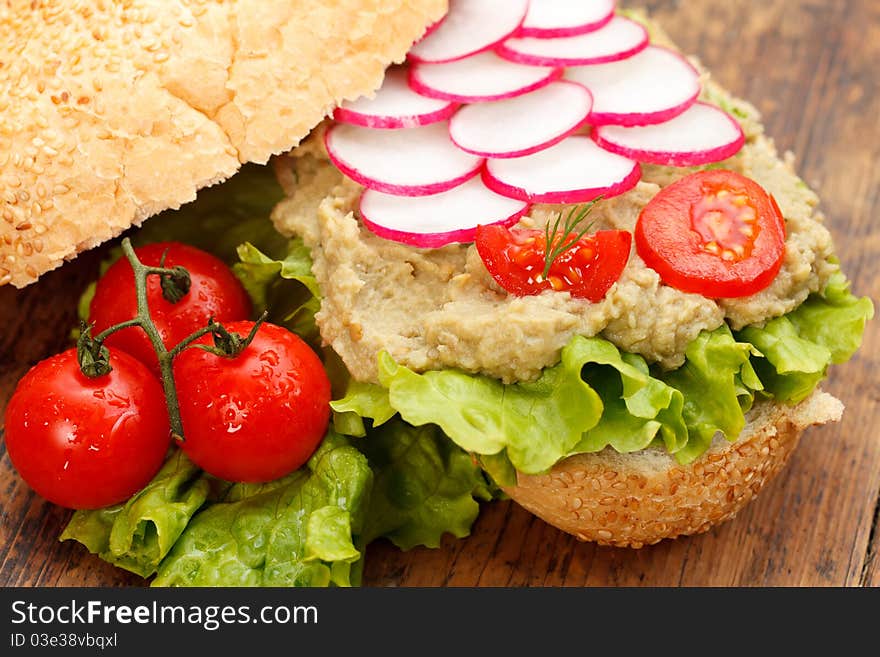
635,170 -> 786,298
475,225 -> 631,302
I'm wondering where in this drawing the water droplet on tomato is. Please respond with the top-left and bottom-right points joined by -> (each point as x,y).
260,350 -> 280,367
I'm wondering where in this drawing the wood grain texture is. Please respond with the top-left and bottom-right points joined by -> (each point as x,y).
0,0 -> 878,587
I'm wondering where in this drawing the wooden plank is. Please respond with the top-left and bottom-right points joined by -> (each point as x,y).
1,0 -> 878,588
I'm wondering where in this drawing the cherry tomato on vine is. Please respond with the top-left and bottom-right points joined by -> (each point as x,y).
173,321 -> 331,483
635,169 -> 786,298
476,225 -> 632,302
89,242 -> 251,372
4,348 -> 170,509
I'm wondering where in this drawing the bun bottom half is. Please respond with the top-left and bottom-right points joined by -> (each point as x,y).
504,390 -> 843,548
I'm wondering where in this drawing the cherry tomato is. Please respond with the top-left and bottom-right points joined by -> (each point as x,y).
4,348 -> 170,509
89,242 -> 251,372
635,169 -> 786,298
173,321 -> 331,483
476,225 -> 632,302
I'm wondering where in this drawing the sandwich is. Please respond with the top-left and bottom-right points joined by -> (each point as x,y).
0,0 -> 872,584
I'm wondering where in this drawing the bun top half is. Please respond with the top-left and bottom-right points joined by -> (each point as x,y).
0,0 -> 446,287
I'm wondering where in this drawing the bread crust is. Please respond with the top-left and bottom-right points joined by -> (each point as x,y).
0,0 -> 447,288
505,390 -> 844,548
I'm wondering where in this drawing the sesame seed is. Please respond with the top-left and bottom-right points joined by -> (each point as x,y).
596,529 -> 613,540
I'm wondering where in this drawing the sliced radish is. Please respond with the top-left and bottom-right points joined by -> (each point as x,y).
409,51 -> 562,103
592,102 -> 746,166
449,81 -> 592,158
408,0 -> 530,64
497,15 -> 648,67
483,136 -> 640,203
359,177 -> 529,248
565,46 -> 701,126
325,122 -> 483,196
333,68 -> 458,129
519,0 -> 616,38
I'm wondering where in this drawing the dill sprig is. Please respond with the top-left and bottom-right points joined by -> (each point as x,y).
542,199 -> 601,280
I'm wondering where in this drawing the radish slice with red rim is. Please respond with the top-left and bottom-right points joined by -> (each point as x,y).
497,16 -> 648,66
359,177 -> 529,248
409,0 -> 530,64
408,52 -> 562,103
333,68 -> 458,129
519,0 -> 617,38
565,46 -> 701,126
592,102 -> 746,166
449,80 -> 592,158
483,136 -> 640,203
325,122 -> 484,196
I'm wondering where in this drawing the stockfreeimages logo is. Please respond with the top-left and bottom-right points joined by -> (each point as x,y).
10,599 -> 318,632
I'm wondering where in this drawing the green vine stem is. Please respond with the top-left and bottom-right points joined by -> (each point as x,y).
77,237 -> 266,441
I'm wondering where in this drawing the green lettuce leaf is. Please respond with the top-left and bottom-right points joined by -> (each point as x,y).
793,271 -> 874,364
358,421 -> 494,550
738,317 -> 830,403
233,240 -> 321,343
573,340 -> 687,456
661,326 -> 761,464
377,337 -> 605,475
375,334 -> 742,474
737,271 -> 873,403
330,381 -> 396,437
60,450 -> 211,578
152,433 -> 372,587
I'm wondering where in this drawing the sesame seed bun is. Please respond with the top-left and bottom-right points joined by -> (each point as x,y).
0,0 -> 446,288
504,389 -> 844,547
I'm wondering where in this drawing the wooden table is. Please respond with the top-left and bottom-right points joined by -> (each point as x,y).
1,0 -> 878,587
